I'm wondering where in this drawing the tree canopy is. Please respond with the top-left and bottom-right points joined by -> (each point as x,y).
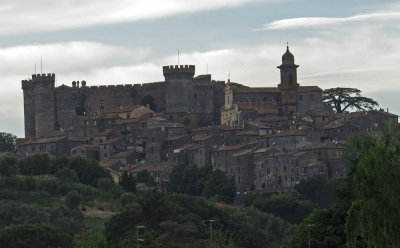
0,132 -> 16,152
323,87 -> 378,113
345,124 -> 400,247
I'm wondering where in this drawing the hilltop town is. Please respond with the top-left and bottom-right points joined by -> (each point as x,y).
16,47 -> 399,194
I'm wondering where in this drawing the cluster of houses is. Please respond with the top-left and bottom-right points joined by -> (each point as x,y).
16,102 -> 398,193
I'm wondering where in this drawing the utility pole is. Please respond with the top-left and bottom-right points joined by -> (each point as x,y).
306,224 -> 315,248
207,219 -> 216,248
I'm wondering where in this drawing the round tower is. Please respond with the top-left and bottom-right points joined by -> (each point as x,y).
277,46 -> 299,116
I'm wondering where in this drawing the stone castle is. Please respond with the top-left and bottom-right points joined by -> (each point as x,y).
22,46 -> 323,138
22,65 -> 225,138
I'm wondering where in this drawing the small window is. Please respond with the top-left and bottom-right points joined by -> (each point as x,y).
298,95 -> 303,101
194,94 -> 197,99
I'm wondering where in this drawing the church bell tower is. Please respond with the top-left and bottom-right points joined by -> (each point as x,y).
278,45 -> 299,116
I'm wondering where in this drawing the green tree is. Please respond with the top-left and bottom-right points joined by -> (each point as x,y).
323,87 -> 378,113
74,227 -> 108,248
56,167 -> 79,183
168,164 -> 212,196
345,124 -> 400,248
294,175 -> 338,208
48,155 -> 69,174
0,223 -> 72,248
251,191 -> 316,224
135,169 -> 155,186
19,153 -> 51,175
0,156 -> 18,176
205,229 -> 235,248
0,132 -> 16,152
119,172 -> 136,192
66,190 -> 82,210
202,169 -> 236,204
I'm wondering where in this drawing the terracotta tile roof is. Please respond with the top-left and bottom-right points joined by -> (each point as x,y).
100,160 -> 120,168
233,149 -> 252,157
194,135 -> 214,142
74,144 -> 99,149
252,148 -> 269,154
369,110 -> 398,117
120,164 -> 144,172
166,135 -> 186,141
300,161 -> 325,168
321,122 -> 346,130
233,87 -> 280,93
266,150 -> 298,157
177,143 -> 198,151
216,145 -> 243,151
237,103 -> 254,110
301,141 -> 344,150
111,150 -> 135,159
216,125 -> 244,131
298,86 -> 322,92
246,120 -> 270,129
234,130 -> 258,136
95,129 -> 113,137
131,106 -> 154,119
191,126 -> 213,132
259,130 -> 305,138
21,136 -> 66,145
129,162 -> 172,173
102,138 -> 119,145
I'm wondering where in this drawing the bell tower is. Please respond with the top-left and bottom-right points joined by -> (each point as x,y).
278,45 -> 299,116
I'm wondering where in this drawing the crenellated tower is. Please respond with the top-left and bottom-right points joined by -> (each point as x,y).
278,46 -> 299,116
163,65 -> 195,118
22,73 -> 57,137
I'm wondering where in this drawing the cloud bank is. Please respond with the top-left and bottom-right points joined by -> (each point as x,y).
261,10 -> 400,30
0,0 -> 262,35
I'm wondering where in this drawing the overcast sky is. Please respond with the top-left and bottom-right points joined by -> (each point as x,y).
1,0 -> 400,137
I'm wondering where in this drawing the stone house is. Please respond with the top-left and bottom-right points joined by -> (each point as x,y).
18,136 -> 69,157
71,144 -> 99,160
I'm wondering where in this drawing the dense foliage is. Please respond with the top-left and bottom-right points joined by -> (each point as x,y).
0,132 -> 17,152
168,164 -> 236,204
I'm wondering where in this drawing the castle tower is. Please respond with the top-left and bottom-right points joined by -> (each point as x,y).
21,74 -> 57,137
277,46 -> 299,116
163,65 -> 195,119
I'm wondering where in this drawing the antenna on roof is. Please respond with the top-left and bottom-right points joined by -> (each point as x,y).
287,41 -> 289,49
40,56 -> 43,74
207,64 -> 208,74
34,64 -> 36,74
178,50 -> 180,66
228,69 -> 231,83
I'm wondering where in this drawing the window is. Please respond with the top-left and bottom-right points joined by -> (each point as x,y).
237,167 -> 241,174
289,74 -> 293,85
310,94 -> 314,100
194,93 -> 197,99
298,95 -> 303,101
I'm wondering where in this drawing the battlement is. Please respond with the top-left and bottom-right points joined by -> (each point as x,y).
22,73 -> 56,90
163,65 -> 195,80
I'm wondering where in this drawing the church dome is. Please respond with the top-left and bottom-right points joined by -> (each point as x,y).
282,46 -> 294,65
